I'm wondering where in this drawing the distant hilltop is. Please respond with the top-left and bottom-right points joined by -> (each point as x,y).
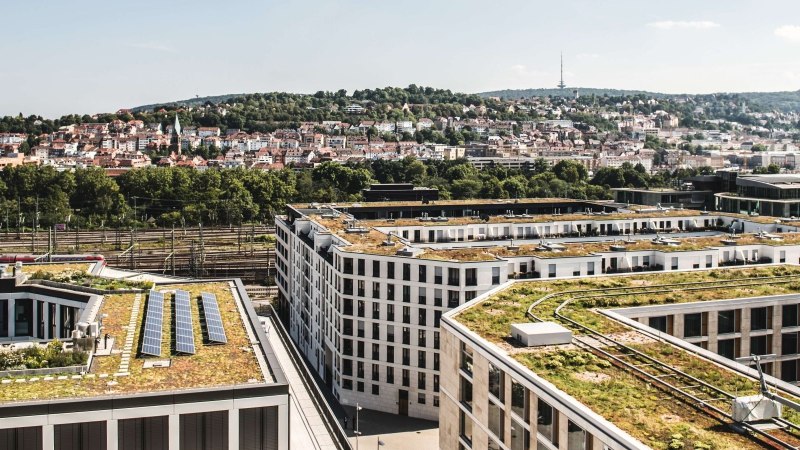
129,86 -> 800,114
131,93 -> 248,113
477,87 -> 672,99
478,87 -> 800,112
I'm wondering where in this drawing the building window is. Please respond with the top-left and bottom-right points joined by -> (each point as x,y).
343,379 -> 353,390
387,262 -> 395,279
403,285 -> 411,303
537,399 -> 557,445
718,338 -> 737,360
459,410 -> 473,446
357,259 -> 365,276
372,260 -> 380,277
403,347 -> 410,365
343,258 -> 353,274
387,284 -> 395,301
434,374 -> 440,392
434,289 -> 443,307
671,257 -> 678,270
568,420 -> 586,450
386,345 -> 394,363
784,304 -> 799,327
418,393 -> 426,404
402,369 -> 410,387
718,309 -> 738,334
372,364 -> 380,381
419,349 -> 427,368
372,282 -> 380,299
387,305 -> 395,321
372,384 -> 380,395
488,401 -> 504,441
488,363 -> 503,400
372,303 -> 380,320
460,342 -> 473,375
448,268 -> 460,286
683,313 -> 704,338
751,307 -> 770,331
403,306 -> 411,324
418,372 -> 426,390
386,367 -> 394,384
511,378 -> 528,421
448,290 -> 460,308
783,332 -> 799,356
387,325 -> 395,343
357,381 -> 364,392
465,268 -> 477,286
435,267 -> 443,284
492,267 -> 501,285
403,263 -> 411,281
751,335 -> 770,356
648,316 -> 668,333
460,376 -> 473,410
419,265 -> 427,282
343,278 -> 353,295
433,396 -> 439,407
510,417 -> 530,450
418,330 -> 427,347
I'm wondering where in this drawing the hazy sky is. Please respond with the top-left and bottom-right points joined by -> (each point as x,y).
2,0 -> 800,118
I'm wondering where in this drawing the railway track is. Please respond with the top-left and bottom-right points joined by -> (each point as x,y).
0,226 -> 277,284
526,274 -> 800,449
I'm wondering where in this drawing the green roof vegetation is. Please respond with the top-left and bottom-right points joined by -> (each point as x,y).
0,281 -> 266,404
455,266 -> 800,449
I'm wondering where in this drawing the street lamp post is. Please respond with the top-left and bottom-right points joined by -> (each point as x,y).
355,403 -> 363,450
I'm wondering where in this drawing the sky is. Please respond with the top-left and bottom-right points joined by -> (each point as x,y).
1,0 -> 800,118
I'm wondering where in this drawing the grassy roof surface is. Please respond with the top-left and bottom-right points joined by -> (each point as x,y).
455,266 -> 800,449
0,281 -> 267,404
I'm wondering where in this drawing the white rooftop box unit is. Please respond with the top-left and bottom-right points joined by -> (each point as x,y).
511,322 -> 573,347
732,395 -> 782,422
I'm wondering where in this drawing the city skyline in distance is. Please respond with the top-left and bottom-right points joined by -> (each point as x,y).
1,0 -> 800,117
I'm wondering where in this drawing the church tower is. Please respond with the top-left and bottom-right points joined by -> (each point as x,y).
173,113 -> 182,154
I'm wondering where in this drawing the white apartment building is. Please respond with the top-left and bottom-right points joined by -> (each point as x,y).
275,198 -> 800,420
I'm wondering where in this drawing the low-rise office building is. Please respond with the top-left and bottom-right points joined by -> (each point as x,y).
0,263 -> 290,450
717,174 -> 800,217
275,198 -> 800,420
441,265 -> 800,449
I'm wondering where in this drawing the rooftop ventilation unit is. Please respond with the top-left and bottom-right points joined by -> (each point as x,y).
511,322 -> 573,347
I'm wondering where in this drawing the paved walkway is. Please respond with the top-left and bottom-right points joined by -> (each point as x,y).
340,405 -> 438,450
263,315 -> 338,450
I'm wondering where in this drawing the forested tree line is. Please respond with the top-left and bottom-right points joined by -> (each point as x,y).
4,86 -> 790,141
0,158 -> 706,229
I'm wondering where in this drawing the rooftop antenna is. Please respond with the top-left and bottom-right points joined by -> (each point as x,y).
557,52 -> 567,90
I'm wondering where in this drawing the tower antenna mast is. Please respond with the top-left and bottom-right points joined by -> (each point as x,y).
557,52 -> 566,90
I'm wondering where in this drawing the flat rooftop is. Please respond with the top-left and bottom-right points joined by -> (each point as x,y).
301,205 -> 800,260
0,264 -> 278,405
453,266 -> 800,449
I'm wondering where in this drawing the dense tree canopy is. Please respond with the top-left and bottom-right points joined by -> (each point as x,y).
0,157 -> 705,229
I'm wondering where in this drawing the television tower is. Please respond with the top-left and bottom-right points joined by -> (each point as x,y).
557,52 -> 566,90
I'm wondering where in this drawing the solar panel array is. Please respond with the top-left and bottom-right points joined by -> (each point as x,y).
201,292 -> 228,344
174,290 -> 196,355
141,290 -> 164,356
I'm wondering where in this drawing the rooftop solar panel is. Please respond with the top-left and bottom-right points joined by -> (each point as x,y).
141,290 -> 164,356
200,292 -> 227,344
174,290 -> 196,355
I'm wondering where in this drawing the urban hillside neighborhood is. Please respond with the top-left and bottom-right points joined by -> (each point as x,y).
0,86 -> 798,226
